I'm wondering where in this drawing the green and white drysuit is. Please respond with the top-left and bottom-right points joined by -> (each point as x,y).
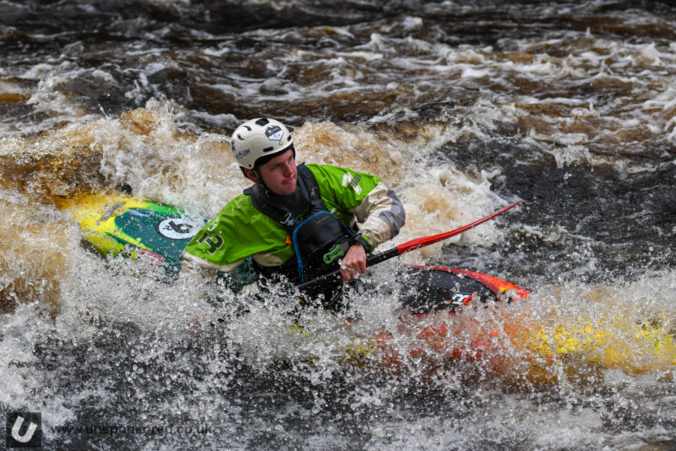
181,163 -> 405,287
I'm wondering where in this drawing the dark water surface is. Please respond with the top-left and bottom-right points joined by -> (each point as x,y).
1,1 -> 675,449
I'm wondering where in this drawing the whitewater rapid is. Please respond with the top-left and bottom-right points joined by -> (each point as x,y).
1,1 -> 674,449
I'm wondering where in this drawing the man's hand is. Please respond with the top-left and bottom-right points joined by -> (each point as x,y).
339,244 -> 367,282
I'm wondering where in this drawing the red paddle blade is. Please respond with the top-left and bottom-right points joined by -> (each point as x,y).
395,200 -> 522,255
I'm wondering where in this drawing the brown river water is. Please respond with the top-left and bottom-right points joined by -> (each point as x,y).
0,1 -> 674,449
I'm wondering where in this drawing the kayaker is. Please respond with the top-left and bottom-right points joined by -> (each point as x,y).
181,118 -> 405,308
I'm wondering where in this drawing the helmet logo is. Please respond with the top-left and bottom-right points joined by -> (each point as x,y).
235,147 -> 250,160
265,125 -> 284,142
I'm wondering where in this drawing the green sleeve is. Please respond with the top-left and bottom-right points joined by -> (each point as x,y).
306,163 -> 382,220
307,163 -> 405,248
183,194 -> 294,269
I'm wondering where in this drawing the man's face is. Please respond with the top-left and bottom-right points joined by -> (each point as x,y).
254,149 -> 297,196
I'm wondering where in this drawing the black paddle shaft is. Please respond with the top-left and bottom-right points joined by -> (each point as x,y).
297,248 -> 399,290
297,200 -> 522,291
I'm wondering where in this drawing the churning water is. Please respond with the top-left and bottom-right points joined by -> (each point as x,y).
1,0 -> 674,449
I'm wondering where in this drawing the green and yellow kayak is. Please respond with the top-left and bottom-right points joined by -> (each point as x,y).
62,193 -> 675,381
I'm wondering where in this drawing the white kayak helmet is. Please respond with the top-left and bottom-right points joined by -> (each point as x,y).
231,118 -> 294,169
